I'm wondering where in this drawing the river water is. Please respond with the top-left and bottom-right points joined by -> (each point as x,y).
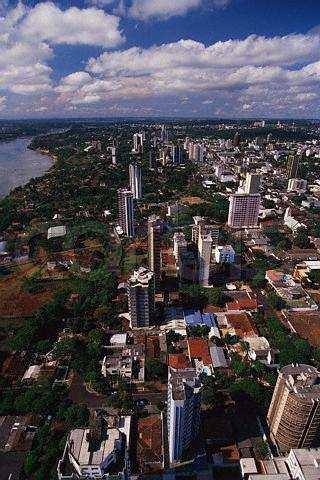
0,137 -> 53,199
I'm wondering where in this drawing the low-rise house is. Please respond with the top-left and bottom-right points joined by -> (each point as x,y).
0,415 -> 38,480
293,260 -> 320,282
266,270 -> 318,311
225,312 -> 259,338
137,415 -> 164,473
226,295 -> 258,313
187,338 -> 213,375
209,345 -> 229,368
244,336 -> 273,365
184,310 -> 220,338
47,225 -> 67,240
101,345 -> 145,383
284,207 -> 306,233
244,447 -> 320,479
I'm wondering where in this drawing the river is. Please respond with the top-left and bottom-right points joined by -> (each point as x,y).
0,137 -> 53,199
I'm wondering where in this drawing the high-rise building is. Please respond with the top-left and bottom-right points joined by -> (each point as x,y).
173,232 -> 187,261
188,143 -> 204,163
227,193 -> 260,228
128,267 -> 155,328
171,145 -> 184,165
129,163 -> 142,200
167,367 -> 202,464
117,188 -> 135,237
244,173 -> 261,194
192,218 -> 219,249
133,133 -> 144,154
160,124 -> 169,142
233,132 -> 241,147
287,178 -> 307,193
192,216 -> 206,245
267,364 -> 320,452
198,232 -> 212,286
149,148 -> 157,169
148,215 -> 164,291
287,155 -> 300,179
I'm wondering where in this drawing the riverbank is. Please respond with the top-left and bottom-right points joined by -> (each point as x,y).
0,137 -> 54,198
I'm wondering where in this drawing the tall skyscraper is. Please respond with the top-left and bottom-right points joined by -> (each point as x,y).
133,133 -> 144,154
127,267 -> 155,328
244,173 -> 261,194
117,188 -> 135,237
167,367 -> 202,464
148,215 -> 164,291
198,232 -> 212,286
287,155 -> 300,179
233,132 -> 241,147
149,148 -> 157,170
267,364 -> 320,452
188,143 -> 204,163
171,145 -> 184,165
173,232 -> 188,261
129,163 -> 142,200
160,124 -> 169,142
191,216 -> 206,245
227,193 -> 260,228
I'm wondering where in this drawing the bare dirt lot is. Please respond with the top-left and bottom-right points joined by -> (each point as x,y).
0,263 -> 54,318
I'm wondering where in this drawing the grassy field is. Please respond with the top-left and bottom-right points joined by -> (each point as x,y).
0,262 -> 56,319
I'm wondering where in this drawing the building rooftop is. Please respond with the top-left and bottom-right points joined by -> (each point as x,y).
137,415 -> 163,473
169,367 -> 201,401
188,338 -> 212,366
129,267 -> 154,287
226,312 -> 258,337
168,353 -> 191,370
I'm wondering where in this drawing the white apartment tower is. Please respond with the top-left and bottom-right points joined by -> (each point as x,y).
148,215 -> 164,291
127,267 -> 155,328
198,232 -> 212,286
227,193 -> 260,228
117,188 -> 135,237
129,163 -> 142,200
167,368 -> 202,464
133,133 -> 144,153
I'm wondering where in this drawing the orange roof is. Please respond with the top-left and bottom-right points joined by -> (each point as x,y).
168,353 -> 191,370
226,297 -> 258,312
137,415 -> 163,472
188,338 -> 212,365
226,312 -> 258,338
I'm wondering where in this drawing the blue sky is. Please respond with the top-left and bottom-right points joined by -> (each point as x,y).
1,0 -> 320,118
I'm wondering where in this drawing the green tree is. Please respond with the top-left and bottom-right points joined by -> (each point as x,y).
145,358 -> 167,381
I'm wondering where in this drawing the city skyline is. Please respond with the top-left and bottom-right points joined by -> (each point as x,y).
1,0 -> 320,119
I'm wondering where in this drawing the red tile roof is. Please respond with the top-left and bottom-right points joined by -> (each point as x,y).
188,338 -> 212,365
226,297 -> 258,312
168,353 -> 191,370
226,313 -> 258,338
137,415 -> 163,473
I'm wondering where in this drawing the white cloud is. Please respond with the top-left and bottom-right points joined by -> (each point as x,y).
87,0 -> 114,5
19,2 -> 124,47
128,0 -> 231,20
60,31 -> 320,116
129,0 -> 202,20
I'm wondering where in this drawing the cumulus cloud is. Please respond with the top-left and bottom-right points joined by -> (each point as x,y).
0,1 -> 124,104
19,2 -> 124,47
128,0 -> 230,20
2,1 -> 320,117
55,31 -> 320,116
129,0 -> 202,20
